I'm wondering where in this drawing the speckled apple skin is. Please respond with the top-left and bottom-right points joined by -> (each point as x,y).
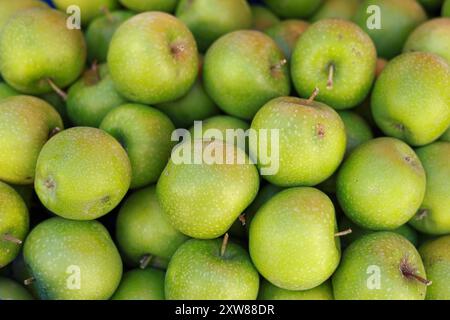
258,280 -> 334,300
265,20 -> 309,60
112,268 -> 165,300
34,127 -> 131,220
263,0 -> 323,19
0,0 -> 48,30
53,0 -> 119,25
119,0 -> 178,12
23,218 -> 123,300
0,277 -> 33,300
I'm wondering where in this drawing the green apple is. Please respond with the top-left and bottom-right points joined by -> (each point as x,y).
409,142 -> 450,235
0,8 -> 86,94
116,186 -> 188,267
35,127 -> 131,220
112,268 -> 165,300
157,139 -> 260,239
0,96 -> 63,185
0,182 -> 29,268
249,187 -> 341,290
441,127 -> 450,142
258,280 -> 334,300
156,77 -> 220,129
337,138 -> 426,230
0,0 -> 48,31
0,277 -> 33,300
53,0 -> 119,25
244,184 -> 284,230
333,232 -> 428,300
291,19 -> 377,110
372,52 -> 450,146
250,5 -> 280,31
250,96 -> 346,187
176,0 -> 252,52
40,92 -> 71,128
444,0 -> 450,16
165,238 -> 259,300
119,0 -> 178,12
265,20 -> 309,60
67,64 -> 127,128
263,0 -> 323,18
204,30 -> 290,120
0,82 -> 19,100
310,0 -> 361,22
404,18 -> 450,64
24,217 -> 123,300
354,0 -> 427,59
419,235 -> 450,300
86,10 -> 134,63
108,12 -> 198,104
100,103 -> 175,189
338,111 -> 374,155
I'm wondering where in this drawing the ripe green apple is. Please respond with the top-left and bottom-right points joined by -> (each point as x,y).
441,127 -> 450,142
40,92 -> 71,128
419,235 -> 450,300
86,10 -> 134,63
156,77 -> 220,129
0,182 -> 29,268
244,184 -> 284,230
0,8 -> 86,94
165,238 -> 259,300
108,12 -> 198,104
409,142 -> 450,235
265,20 -> 309,60
112,268 -> 165,300
258,280 -> 334,300
372,52 -> 450,146
24,217 -> 123,300
119,0 -> 178,12
0,96 -> 63,185
116,186 -> 188,267
203,30 -> 290,120
333,232 -> 428,300
0,82 -> 19,100
404,18 -> 450,64
444,0 -> 450,16
250,96 -> 346,187
53,0 -> 119,25
157,139 -> 260,239
337,138 -> 426,230
250,5 -> 280,31
354,0 -> 427,59
338,111 -> 374,155
249,187 -> 341,290
291,19 -> 377,110
176,0 -> 252,52
0,277 -> 33,300
0,0 -> 48,30
67,64 -> 127,128
310,0 -> 361,22
263,0 -> 323,18
100,103 -> 175,189
35,127 -> 131,220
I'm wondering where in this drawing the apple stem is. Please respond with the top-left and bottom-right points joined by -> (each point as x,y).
2,233 -> 22,245
47,78 -> 67,101
220,233 -> 229,257
271,59 -> 287,71
24,277 -> 35,286
400,257 -> 432,286
238,214 -> 246,226
327,64 -> 334,90
307,87 -> 320,104
101,6 -> 114,23
139,254 -> 152,269
415,209 -> 428,221
335,228 -> 352,237
49,127 -> 62,139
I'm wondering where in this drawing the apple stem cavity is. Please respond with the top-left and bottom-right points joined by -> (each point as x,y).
239,214 -> 246,226
415,209 -> 429,221
139,254 -> 153,269
47,78 -> 67,101
327,64 -> 335,90
307,87 -> 320,104
24,277 -> 35,286
270,59 -> 287,76
335,229 -> 353,237
100,6 -> 114,23
49,127 -> 62,139
220,233 -> 230,257
400,257 -> 432,286
83,61 -> 101,86
2,233 -> 22,245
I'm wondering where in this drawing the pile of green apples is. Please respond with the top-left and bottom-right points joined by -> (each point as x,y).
0,0 -> 449,301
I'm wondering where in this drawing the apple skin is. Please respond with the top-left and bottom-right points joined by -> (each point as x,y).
53,0 -> 120,25
176,0 -> 252,52
337,138 -> 426,230
444,0 -> 450,16
404,18 -> 450,64
409,142 -> 450,235
371,52 -> 450,146
265,20 -> 309,60
165,239 -> 260,300
119,0 -> 178,12
0,96 -> 63,185
34,127 -> 131,221
333,232 -> 427,300
0,182 -> 29,268
0,8 -> 86,94
0,0 -> 48,31
116,186 -> 189,266
23,217 -> 123,300
250,96 -> 346,187
157,139 -> 260,239
250,5 -> 280,31
108,12 -> 198,105
441,127 -> 450,142
203,30 -> 290,120
310,0 -> 361,22
291,19 -> 377,110
0,277 -> 33,300
258,280 -> 334,300
112,268 -> 165,300
0,82 -> 20,100
262,0 -> 323,19
249,187 -> 341,291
